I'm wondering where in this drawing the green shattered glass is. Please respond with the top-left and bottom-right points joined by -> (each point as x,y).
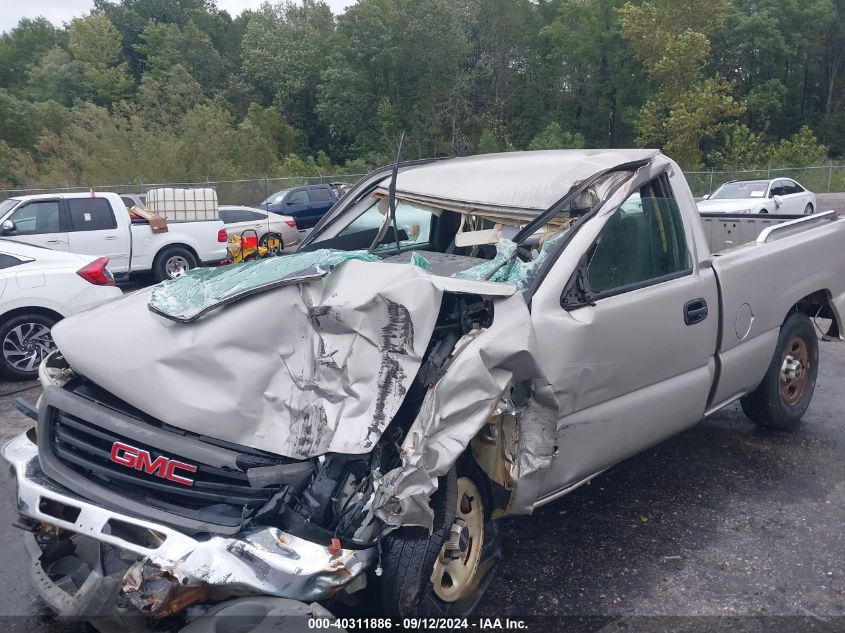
451,232 -> 569,290
410,252 -> 431,270
452,240 -> 521,284
148,249 -> 381,321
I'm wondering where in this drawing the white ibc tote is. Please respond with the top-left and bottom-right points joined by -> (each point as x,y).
146,188 -> 219,221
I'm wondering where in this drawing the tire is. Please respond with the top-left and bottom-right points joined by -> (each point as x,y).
152,246 -> 197,282
0,313 -> 58,380
760,209 -> 770,214
804,203 -> 814,215
259,232 -> 284,256
740,312 -> 819,429
380,458 -> 501,617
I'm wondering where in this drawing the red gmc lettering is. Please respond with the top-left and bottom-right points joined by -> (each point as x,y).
109,441 -> 197,486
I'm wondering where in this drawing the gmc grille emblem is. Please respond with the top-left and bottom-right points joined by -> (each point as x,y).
109,441 -> 197,486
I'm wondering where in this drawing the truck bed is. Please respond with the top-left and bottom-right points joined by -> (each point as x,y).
704,210 -> 845,409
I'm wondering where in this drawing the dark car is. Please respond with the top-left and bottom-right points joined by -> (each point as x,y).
258,184 -> 337,230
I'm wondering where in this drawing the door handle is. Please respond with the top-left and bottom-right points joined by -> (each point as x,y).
684,298 -> 708,326
104,235 -> 119,240
45,240 -> 61,244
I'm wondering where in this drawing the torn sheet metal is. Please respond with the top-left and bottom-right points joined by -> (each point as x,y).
51,260 -> 513,459
373,294 -> 559,530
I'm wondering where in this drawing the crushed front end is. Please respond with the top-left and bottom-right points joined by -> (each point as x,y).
3,354 -> 382,627
2,275 -> 527,627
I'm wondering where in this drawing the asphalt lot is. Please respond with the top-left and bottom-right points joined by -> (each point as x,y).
0,341 -> 842,630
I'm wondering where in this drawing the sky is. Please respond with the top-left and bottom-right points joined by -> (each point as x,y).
0,0 -> 356,34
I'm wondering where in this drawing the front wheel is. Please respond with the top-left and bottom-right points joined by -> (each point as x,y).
740,312 -> 819,429
0,313 -> 57,379
804,203 -> 814,215
380,459 -> 500,617
152,246 -> 198,282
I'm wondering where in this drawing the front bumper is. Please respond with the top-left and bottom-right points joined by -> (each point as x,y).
2,432 -> 376,607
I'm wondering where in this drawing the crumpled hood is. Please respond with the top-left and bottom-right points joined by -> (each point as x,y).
697,198 -> 767,213
50,259 -> 514,459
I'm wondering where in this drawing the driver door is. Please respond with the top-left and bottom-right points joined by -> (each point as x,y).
530,175 -> 719,501
2,199 -> 70,251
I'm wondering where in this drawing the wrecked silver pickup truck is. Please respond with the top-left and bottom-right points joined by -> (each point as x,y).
4,149 -> 845,631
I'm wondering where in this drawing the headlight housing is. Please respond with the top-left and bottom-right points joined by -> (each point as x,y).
38,351 -> 75,389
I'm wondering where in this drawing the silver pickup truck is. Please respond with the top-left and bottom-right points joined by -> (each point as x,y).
3,150 -> 844,631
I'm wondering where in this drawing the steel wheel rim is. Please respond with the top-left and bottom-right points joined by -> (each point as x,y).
3,322 -> 54,372
430,477 -> 484,603
165,255 -> 190,277
780,336 -> 810,406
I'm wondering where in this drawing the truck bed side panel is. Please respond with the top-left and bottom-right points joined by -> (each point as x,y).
709,217 -> 845,406
700,213 -> 800,253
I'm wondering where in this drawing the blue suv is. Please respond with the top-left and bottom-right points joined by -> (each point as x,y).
258,184 -> 338,230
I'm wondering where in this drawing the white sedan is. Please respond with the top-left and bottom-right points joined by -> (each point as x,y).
219,206 -> 300,254
698,178 -> 816,215
0,240 -> 122,379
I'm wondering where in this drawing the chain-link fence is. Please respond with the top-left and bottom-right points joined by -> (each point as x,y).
4,164 -> 845,203
0,174 -> 367,205
686,164 -> 845,197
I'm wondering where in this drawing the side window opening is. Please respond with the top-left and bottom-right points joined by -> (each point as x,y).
288,190 -> 309,204
584,175 -> 690,298
67,198 -> 117,232
308,188 -> 332,203
8,201 -> 61,235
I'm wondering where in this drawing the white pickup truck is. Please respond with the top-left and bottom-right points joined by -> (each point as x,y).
0,192 -> 228,281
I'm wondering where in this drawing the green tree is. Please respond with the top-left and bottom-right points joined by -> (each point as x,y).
26,48 -> 88,106
137,64 -> 205,125
477,128 -> 499,153
620,0 -> 744,168
135,20 -> 227,94
768,126 -> 828,167
67,14 -> 134,105
242,0 -> 335,140
0,18 -> 65,90
528,122 -> 585,150
540,0 -> 643,147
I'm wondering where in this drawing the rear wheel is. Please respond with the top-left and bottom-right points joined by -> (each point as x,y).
804,203 -> 814,215
380,459 -> 500,617
153,246 -> 198,282
0,313 -> 57,379
740,313 -> 819,429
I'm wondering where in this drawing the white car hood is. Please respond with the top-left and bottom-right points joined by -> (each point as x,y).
697,198 -> 765,213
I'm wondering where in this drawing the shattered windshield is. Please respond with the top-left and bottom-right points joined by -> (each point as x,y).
148,165 -> 640,322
